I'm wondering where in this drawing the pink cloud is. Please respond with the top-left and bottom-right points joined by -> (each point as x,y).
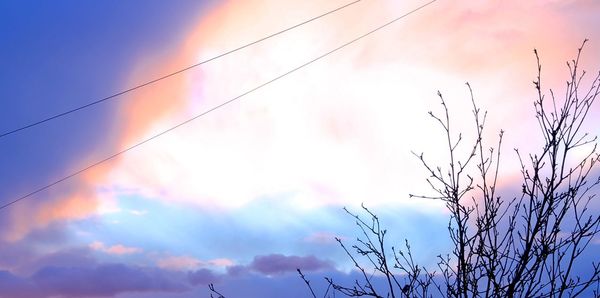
4,185 -> 99,242
157,255 -> 235,271
89,241 -> 142,255
157,256 -> 202,271
209,258 -> 235,267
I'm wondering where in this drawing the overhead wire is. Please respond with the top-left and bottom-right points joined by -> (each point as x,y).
0,0 -> 362,139
0,0 -> 437,211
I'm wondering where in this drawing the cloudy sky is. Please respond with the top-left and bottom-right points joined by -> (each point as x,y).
1,0 -> 600,297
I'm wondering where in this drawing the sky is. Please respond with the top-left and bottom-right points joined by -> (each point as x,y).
1,0 -> 600,297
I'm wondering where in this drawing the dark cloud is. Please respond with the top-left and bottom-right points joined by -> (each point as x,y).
226,265 -> 250,277
0,240 -> 97,276
27,247 -> 97,273
0,242 -> 35,274
188,254 -> 331,287
0,264 -> 188,298
0,270 -> 38,298
248,254 -> 333,276
0,239 -> 335,297
0,223 -> 73,274
200,269 -> 392,298
187,268 -> 221,286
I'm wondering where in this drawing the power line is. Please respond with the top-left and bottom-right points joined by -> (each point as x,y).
0,0 -> 437,211
0,0 -> 362,139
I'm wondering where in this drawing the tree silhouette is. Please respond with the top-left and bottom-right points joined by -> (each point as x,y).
298,40 -> 600,297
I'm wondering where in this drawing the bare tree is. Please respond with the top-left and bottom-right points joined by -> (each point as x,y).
300,40 -> 600,298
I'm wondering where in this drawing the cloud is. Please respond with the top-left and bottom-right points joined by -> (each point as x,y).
0,264 -> 188,298
36,264 -> 188,297
3,0 -> 599,249
185,253 -> 332,287
89,241 -> 143,255
249,254 -> 332,276
0,270 -> 37,298
0,0 -> 201,242
193,267 -> 404,298
6,0 -> 597,242
24,248 -> 97,274
187,268 -> 221,286
209,258 -> 235,267
157,255 -> 235,272
226,265 -> 250,278
157,256 -> 202,271
0,245 -> 97,277
3,184 -> 100,242
91,0 -> 600,217
1,245 -> 331,295
129,209 -> 148,216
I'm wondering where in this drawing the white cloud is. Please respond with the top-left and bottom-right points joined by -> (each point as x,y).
100,0 -> 600,215
129,209 -> 148,216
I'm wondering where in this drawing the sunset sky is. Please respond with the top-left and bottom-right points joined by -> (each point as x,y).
1,1 -> 600,297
